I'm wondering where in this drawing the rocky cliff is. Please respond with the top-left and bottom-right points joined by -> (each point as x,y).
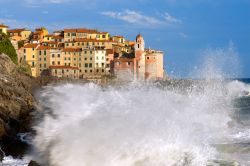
0,53 -> 39,142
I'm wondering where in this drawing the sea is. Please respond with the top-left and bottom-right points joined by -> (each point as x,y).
1,78 -> 250,166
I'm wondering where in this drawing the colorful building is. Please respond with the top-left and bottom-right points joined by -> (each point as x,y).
0,24 -> 8,34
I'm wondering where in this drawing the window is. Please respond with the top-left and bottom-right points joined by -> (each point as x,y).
66,43 -> 69,46
68,33 -> 70,36
79,63 -> 81,67
68,63 -> 70,66
106,58 -> 109,61
96,57 -> 98,60
102,35 -> 105,38
85,63 -> 88,67
72,43 -> 75,46
102,57 -> 104,60
39,58 -> 41,61
90,57 -> 92,60
44,50 -> 46,55
90,51 -> 92,54
52,54 -> 55,58
96,69 -> 99,73
128,62 -> 131,65
96,63 -> 98,67
106,64 -> 110,67
32,55 -> 35,58
58,61 -> 60,65
102,63 -> 104,67
90,70 -> 92,73
102,69 -> 104,73
89,63 -> 92,68
65,63 -> 67,66
68,58 -> 70,60
147,57 -> 149,60
40,64 -> 42,68
32,48 -> 34,51
39,51 -> 42,55
74,58 -> 76,61
84,51 -> 87,54
92,42 -> 95,45
64,57 -> 67,60
24,49 -> 26,53
85,70 -> 87,73
58,54 -> 60,58
84,58 -> 87,60
44,58 -> 46,61
52,61 -> 55,65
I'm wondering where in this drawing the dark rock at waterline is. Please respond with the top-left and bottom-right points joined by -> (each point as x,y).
28,160 -> 41,166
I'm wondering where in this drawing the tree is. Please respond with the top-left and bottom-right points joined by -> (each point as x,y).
0,32 -> 18,64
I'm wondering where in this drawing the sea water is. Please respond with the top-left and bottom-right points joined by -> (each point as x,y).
29,79 -> 250,166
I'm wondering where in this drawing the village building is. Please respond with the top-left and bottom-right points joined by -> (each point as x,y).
0,24 -> 8,34
3,24 -> 165,81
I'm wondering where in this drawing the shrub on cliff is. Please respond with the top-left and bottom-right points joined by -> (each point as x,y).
0,32 -> 18,64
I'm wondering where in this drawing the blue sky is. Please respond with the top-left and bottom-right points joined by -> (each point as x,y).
1,0 -> 250,78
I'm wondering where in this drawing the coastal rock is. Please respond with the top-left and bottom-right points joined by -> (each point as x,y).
0,53 -> 39,139
28,160 -> 40,166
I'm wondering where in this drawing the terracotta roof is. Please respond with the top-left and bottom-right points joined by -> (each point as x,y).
74,38 -> 113,42
49,66 -> 79,70
64,28 -> 98,33
23,43 -> 39,48
96,32 -> 109,34
106,49 -> 114,54
52,35 -> 64,39
45,34 -> 53,37
34,31 -> 43,35
114,57 -> 135,62
113,35 -> 124,38
0,24 -> 8,28
62,48 -> 82,52
7,28 -> 25,33
37,46 -> 51,50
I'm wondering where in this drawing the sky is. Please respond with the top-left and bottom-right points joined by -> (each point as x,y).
0,0 -> 250,78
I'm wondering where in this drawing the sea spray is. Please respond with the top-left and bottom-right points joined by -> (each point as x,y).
32,81 -> 238,166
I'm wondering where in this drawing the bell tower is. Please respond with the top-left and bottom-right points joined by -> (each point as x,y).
135,33 -> 146,80
135,33 -> 145,53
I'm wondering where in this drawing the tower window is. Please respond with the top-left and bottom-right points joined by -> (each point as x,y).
138,44 -> 139,48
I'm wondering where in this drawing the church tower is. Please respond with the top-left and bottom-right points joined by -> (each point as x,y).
135,33 -> 146,80
135,33 -> 145,59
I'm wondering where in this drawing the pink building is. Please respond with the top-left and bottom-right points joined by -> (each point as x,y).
114,34 -> 164,80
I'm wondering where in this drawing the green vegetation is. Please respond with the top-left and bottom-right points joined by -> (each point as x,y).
0,32 -> 18,64
17,64 -> 32,75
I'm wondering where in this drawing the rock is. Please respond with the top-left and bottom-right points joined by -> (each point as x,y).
0,53 -> 39,139
28,160 -> 40,166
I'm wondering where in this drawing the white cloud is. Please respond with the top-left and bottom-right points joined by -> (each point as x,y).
101,10 -> 182,27
165,12 -> 182,24
101,10 -> 162,26
179,32 -> 188,38
24,0 -> 70,7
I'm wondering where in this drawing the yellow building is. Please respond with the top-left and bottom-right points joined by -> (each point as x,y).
43,34 -> 53,42
50,48 -> 62,66
37,46 -> 51,76
0,24 -> 8,34
8,29 -> 32,41
96,32 -> 110,40
23,43 -> 39,77
50,66 -> 79,79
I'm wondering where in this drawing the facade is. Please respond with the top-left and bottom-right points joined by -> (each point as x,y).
114,34 -> 164,80
23,43 -> 39,77
8,29 -> 32,41
0,24 -> 8,34
50,66 -> 79,79
3,23 -> 165,81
